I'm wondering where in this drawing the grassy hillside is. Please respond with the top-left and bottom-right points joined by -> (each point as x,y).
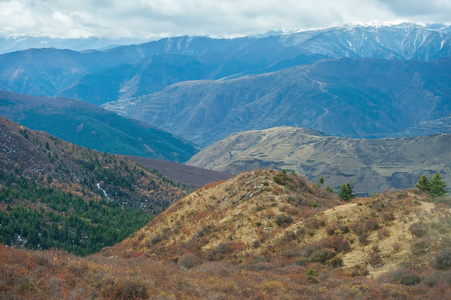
1,170 -> 450,298
111,170 -> 450,269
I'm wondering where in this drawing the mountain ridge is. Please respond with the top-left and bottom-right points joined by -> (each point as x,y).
0,23 -> 449,103
0,115 -> 193,255
105,57 -> 451,146
187,126 -> 451,194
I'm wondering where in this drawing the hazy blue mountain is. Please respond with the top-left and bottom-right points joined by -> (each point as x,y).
62,23 -> 451,104
0,48 -> 141,97
0,90 -> 198,162
0,23 -> 449,103
59,54 -> 215,105
0,36 -> 148,54
104,58 -> 451,146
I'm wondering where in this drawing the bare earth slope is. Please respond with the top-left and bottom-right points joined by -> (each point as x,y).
187,127 -> 451,194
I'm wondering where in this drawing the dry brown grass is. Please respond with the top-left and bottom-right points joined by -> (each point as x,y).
2,169 -> 451,299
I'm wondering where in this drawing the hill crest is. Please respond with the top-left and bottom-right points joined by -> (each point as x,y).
107,169 -> 451,280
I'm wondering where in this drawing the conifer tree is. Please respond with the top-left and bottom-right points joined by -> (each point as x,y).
415,175 -> 431,192
429,172 -> 448,197
416,173 -> 448,197
338,182 -> 355,202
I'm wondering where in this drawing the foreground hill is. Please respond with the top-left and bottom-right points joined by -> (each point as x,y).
106,58 -> 451,146
0,116 -> 189,255
96,169 -> 451,298
110,170 -> 450,271
0,90 -> 198,162
110,169 -> 341,258
187,127 -> 451,194
1,169 -> 450,298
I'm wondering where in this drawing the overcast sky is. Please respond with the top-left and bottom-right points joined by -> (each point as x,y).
0,0 -> 450,39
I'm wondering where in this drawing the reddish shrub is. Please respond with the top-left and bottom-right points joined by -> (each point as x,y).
309,248 -> 336,263
359,233 -> 369,245
365,218 -> 380,231
409,222 -> 428,237
100,278 -> 149,300
333,237 -> 351,253
344,265 -> 369,277
327,257 -> 343,268
275,214 -> 293,227
383,212 -> 396,221
326,225 -> 336,236
377,228 -> 390,239
388,268 -> 422,286
178,252 -> 203,270
435,247 -> 451,270
350,221 -> 365,235
368,251 -> 383,267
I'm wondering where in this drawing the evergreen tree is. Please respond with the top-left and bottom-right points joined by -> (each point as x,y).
25,228 -> 40,249
416,173 -> 448,197
416,175 -> 431,192
338,182 -> 355,202
429,172 -> 448,197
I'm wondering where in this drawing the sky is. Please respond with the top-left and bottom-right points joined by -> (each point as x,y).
0,0 -> 450,39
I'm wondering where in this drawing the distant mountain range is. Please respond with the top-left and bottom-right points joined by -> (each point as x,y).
187,127 -> 451,194
0,23 -> 449,102
0,22 -> 450,151
106,57 -> 451,146
1,23 -> 449,55
0,36 -> 149,54
0,90 -> 198,162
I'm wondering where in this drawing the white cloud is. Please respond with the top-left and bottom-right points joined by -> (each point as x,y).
0,0 -> 449,39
